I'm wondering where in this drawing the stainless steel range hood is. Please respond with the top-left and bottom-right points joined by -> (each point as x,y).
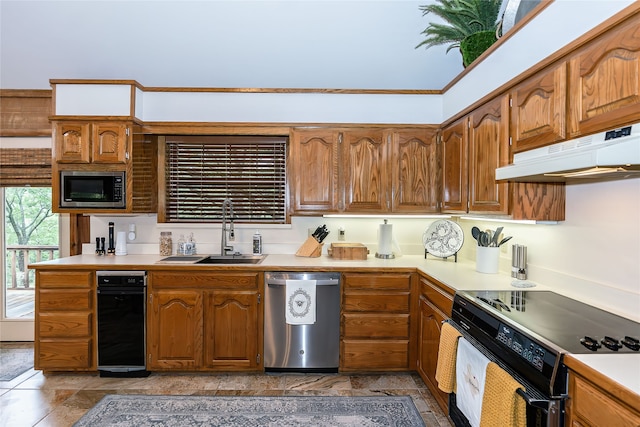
496,123 -> 640,182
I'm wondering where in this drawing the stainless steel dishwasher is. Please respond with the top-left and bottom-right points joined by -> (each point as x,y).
264,271 -> 340,372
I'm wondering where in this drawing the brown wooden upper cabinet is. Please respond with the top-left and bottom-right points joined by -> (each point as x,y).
568,13 -> 640,138
342,129 -> 387,212
54,121 -> 130,164
390,129 -> 439,213
441,97 -> 510,215
290,127 -> 439,215
441,95 -> 564,220
289,128 -> 341,213
440,118 -> 468,213
468,95 -> 510,214
510,63 -> 567,153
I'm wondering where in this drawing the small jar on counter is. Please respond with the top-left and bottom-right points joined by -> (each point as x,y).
159,231 -> 173,256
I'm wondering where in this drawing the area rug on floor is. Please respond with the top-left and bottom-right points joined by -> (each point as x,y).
74,395 -> 425,426
0,346 -> 33,381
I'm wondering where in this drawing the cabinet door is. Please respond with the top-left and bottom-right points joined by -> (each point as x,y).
92,122 -> 129,163
417,296 -> 449,414
148,290 -> 203,369
54,122 -> 91,163
205,290 -> 258,370
342,129 -> 388,212
511,63 -> 567,152
390,129 -> 439,213
567,370 -> 640,427
441,118 -> 468,213
568,15 -> 640,137
290,129 -> 340,213
468,95 -> 510,214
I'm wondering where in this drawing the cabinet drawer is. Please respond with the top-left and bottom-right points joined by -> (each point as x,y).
343,313 -> 409,338
342,340 -> 409,369
571,373 -> 640,426
37,339 -> 93,370
37,271 -> 93,288
343,291 -> 409,312
343,274 -> 411,290
151,272 -> 258,289
39,289 -> 92,311
420,277 -> 453,316
39,312 -> 91,337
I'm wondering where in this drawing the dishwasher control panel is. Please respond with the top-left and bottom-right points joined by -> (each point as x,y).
97,271 -> 146,287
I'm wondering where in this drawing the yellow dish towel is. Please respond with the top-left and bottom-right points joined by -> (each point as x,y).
435,322 -> 462,393
480,362 -> 527,427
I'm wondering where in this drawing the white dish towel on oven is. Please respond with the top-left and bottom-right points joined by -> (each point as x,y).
456,337 -> 491,427
285,280 -> 317,325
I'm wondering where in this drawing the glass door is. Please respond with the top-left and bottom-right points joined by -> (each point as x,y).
1,187 -> 59,341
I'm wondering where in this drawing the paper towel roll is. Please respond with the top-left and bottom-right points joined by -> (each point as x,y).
115,231 -> 127,256
376,220 -> 394,258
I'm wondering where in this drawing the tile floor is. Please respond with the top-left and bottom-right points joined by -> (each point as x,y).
0,343 -> 452,427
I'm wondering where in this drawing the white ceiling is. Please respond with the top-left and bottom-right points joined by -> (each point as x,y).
0,0 -> 465,91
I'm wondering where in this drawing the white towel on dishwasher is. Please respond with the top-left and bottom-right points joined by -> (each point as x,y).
285,279 -> 316,325
456,337 -> 491,427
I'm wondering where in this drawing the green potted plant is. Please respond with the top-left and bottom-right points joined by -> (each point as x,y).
416,0 -> 502,67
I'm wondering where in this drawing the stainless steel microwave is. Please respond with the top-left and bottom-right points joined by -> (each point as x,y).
60,171 -> 126,209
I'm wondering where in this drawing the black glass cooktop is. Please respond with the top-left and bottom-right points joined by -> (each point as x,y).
458,290 -> 640,354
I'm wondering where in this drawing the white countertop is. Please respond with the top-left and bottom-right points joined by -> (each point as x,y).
31,252 -> 639,396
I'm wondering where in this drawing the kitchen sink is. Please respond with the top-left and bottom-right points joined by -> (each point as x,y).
157,254 -> 265,264
195,255 -> 265,264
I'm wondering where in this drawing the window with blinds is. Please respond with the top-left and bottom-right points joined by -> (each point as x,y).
164,136 -> 287,223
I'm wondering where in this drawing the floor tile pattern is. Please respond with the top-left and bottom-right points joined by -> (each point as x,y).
0,343 -> 452,427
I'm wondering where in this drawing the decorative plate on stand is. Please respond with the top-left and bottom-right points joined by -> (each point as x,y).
422,219 -> 464,260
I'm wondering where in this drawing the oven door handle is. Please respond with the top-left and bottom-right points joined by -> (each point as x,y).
516,388 -> 549,412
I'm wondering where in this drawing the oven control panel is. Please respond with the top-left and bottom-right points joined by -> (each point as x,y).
496,323 -> 546,372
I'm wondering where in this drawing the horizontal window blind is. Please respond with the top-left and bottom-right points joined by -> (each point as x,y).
0,148 -> 51,187
165,136 -> 287,223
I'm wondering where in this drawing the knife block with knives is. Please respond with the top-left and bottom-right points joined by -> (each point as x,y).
295,224 -> 329,257
295,236 -> 323,257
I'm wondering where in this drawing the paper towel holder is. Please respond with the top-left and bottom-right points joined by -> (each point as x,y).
375,219 -> 395,259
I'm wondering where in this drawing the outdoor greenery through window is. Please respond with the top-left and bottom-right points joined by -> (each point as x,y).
164,136 -> 287,223
3,187 -> 59,318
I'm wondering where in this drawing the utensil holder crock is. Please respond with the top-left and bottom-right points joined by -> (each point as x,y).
476,246 -> 499,274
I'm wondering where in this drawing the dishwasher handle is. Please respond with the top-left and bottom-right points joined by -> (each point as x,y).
266,278 -> 339,287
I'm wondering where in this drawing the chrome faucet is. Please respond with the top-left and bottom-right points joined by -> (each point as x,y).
221,198 -> 235,256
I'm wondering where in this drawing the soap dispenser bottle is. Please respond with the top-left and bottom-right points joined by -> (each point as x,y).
252,230 -> 262,255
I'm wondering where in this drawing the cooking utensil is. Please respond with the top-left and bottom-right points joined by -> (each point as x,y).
498,236 -> 513,247
485,229 -> 494,245
479,231 -> 490,247
492,226 -> 503,246
471,226 -> 481,243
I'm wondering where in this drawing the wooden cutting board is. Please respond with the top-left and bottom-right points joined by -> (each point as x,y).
328,243 -> 369,260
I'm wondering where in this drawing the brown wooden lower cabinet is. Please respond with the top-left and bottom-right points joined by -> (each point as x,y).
34,270 -> 95,371
416,275 -> 454,414
565,356 -> 640,427
147,289 -> 204,370
37,339 -> 93,370
340,272 -> 414,371
205,290 -> 259,370
342,340 -> 410,370
146,271 -> 262,372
